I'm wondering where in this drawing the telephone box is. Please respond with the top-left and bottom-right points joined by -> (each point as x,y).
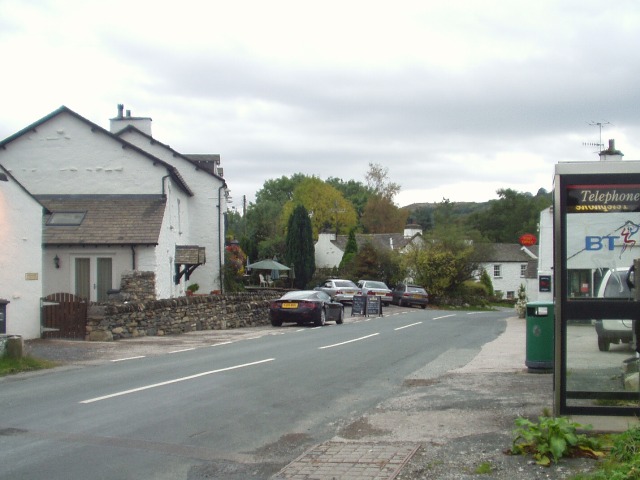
554,160 -> 640,416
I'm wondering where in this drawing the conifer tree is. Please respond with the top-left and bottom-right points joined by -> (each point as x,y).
285,205 -> 315,288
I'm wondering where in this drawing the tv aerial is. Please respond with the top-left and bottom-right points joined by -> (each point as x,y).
582,121 -> 612,152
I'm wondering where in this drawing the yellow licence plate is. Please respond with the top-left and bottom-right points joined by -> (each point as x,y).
282,302 -> 298,308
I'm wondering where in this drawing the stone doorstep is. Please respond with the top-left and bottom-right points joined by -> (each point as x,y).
274,441 -> 420,480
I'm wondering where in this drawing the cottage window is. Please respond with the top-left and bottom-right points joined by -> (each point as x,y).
493,265 -> 501,278
520,264 -> 527,277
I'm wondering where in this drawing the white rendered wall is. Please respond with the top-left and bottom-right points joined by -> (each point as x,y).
481,262 -> 528,299
1,112 -> 168,195
314,233 -> 343,269
43,246 -> 133,301
0,178 -> 43,339
119,131 -> 227,293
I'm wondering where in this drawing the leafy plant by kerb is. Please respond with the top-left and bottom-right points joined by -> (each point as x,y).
510,416 -> 603,466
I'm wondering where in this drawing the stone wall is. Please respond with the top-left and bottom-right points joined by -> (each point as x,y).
86,291 -> 277,341
109,271 -> 157,303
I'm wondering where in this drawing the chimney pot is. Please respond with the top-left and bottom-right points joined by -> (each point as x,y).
117,104 -> 124,118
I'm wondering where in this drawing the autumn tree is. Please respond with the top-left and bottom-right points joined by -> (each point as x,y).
361,196 -> 409,233
285,204 -> 315,288
359,163 -> 407,233
281,177 -> 357,237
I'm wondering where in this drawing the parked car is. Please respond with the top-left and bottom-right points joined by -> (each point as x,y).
357,280 -> 392,306
594,267 -> 634,352
314,279 -> 359,303
269,290 -> 344,327
391,284 -> 429,309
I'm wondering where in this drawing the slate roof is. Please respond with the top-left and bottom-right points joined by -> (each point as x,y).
478,243 -> 538,262
333,233 -> 420,252
114,125 -> 225,182
38,194 -> 166,245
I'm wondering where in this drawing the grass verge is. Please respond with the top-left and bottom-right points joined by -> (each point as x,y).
0,355 -> 58,376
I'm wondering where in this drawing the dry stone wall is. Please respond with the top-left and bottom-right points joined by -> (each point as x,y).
86,291 -> 276,341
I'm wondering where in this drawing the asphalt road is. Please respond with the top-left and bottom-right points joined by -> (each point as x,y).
0,306 -> 513,480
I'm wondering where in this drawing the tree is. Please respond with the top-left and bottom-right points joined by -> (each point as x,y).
365,163 -> 400,201
468,188 -> 552,243
351,242 -> 405,287
361,196 -> 409,233
244,199 -> 286,262
281,177 -> 357,237
285,205 -> 315,288
339,228 -> 358,270
325,177 -> 373,221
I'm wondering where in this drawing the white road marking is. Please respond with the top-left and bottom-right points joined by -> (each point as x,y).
111,356 -> 146,362
168,348 -> 196,354
318,333 -> 379,349
433,314 -> 456,320
394,322 -> 423,331
211,341 -> 233,347
80,358 -> 275,404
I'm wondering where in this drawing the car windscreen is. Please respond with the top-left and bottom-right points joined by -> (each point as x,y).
335,281 -> 356,287
366,282 -> 387,289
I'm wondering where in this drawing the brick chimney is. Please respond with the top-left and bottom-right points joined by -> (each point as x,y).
109,104 -> 153,136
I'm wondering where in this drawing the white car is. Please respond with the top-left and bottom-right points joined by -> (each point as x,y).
357,280 -> 392,306
594,267 -> 634,352
314,279 -> 359,304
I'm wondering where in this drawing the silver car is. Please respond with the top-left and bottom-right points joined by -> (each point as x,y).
357,280 -> 392,306
314,279 -> 359,304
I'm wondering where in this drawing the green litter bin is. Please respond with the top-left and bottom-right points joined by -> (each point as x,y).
525,301 -> 554,372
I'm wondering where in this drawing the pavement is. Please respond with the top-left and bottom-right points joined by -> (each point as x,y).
18,310 -> 635,480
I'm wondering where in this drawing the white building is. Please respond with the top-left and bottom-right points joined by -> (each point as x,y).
0,105 -> 228,311
0,166 -> 45,338
476,243 -> 539,300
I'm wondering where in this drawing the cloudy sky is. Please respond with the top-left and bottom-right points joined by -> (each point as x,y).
1,0 -> 639,209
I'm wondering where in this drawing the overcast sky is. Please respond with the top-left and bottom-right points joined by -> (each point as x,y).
1,0 -> 639,210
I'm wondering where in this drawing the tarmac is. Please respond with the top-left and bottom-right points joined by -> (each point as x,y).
20,310 -> 640,480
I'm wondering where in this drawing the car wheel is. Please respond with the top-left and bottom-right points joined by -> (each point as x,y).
315,308 -> 326,327
271,317 -> 282,327
420,304 -> 427,309
597,336 -> 610,352
336,307 -> 344,325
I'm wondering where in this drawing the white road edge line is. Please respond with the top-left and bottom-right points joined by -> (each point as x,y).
80,358 -> 275,404
433,314 -> 456,320
212,341 -> 233,347
111,356 -> 146,363
318,333 -> 379,350
394,322 -> 422,331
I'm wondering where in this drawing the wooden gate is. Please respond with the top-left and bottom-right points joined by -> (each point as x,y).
42,293 -> 87,339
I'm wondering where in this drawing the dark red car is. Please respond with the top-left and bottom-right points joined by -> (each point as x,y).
270,290 -> 344,327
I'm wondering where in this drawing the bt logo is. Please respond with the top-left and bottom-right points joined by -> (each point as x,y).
585,221 -> 640,255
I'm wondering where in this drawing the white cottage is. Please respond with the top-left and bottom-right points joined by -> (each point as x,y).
0,166 -> 45,338
476,243 -> 539,300
0,105 -> 229,304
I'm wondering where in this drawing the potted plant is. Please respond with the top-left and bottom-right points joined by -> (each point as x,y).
186,283 -> 200,296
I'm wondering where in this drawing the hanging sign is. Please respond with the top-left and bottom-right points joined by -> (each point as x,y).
519,233 -> 537,246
